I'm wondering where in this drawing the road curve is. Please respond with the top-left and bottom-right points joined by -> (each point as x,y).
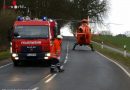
31,37 -> 130,90
0,37 -> 130,90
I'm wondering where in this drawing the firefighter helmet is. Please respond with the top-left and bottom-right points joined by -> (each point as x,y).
57,35 -> 63,39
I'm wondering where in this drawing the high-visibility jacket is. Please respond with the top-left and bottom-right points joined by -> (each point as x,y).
76,24 -> 91,44
50,39 -> 62,59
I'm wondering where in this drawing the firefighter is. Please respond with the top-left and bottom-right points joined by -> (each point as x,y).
50,35 -> 64,73
73,19 -> 94,51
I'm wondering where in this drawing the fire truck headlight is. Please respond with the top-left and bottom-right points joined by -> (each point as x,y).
45,53 -> 51,57
44,57 -> 49,60
15,57 -> 19,60
12,53 -> 18,57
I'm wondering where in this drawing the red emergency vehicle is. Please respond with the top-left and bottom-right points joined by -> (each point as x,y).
10,16 -> 59,66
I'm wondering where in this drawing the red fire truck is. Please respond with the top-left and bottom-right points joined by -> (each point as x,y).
10,16 -> 59,66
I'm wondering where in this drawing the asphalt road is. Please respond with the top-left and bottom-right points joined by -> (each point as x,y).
0,37 -> 130,90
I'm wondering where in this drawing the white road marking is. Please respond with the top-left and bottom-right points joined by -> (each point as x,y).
64,59 -> 67,64
44,74 -> 52,79
0,63 -> 12,69
87,45 -> 130,77
32,87 -> 39,90
64,41 -> 69,64
65,56 -> 68,60
45,74 -> 57,83
61,65 -> 64,69
96,51 -> 130,78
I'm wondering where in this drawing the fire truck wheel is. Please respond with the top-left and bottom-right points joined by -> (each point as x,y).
13,61 -> 20,67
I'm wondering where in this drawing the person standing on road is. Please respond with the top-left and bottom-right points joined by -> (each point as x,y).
50,35 -> 64,73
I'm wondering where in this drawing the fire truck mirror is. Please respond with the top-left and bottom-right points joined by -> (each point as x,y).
14,32 -> 19,37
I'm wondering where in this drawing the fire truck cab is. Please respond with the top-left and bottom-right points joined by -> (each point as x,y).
11,16 -> 58,66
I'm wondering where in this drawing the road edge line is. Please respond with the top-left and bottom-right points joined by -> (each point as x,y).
96,51 -> 130,78
0,63 -> 12,69
32,87 -> 39,90
63,41 -> 69,64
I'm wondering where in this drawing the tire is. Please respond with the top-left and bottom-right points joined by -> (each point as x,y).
13,61 -> 19,67
43,61 -> 51,67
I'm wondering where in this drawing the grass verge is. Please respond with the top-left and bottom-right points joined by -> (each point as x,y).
92,35 -> 130,53
0,50 -> 10,61
93,43 -> 130,69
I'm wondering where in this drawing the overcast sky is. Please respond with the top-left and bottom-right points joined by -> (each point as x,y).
61,0 -> 130,36
108,0 -> 130,35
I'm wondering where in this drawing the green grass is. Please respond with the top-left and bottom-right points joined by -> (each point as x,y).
93,43 -> 130,69
92,35 -> 130,52
0,50 -> 10,60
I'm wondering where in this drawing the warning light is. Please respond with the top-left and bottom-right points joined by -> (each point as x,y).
12,0 -> 17,6
17,16 -> 24,21
42,16 -> 47,21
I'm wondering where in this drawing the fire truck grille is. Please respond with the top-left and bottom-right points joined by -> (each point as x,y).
21,46 -> 42,53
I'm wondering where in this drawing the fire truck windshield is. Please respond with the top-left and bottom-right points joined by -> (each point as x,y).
14,26 -> 49,39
